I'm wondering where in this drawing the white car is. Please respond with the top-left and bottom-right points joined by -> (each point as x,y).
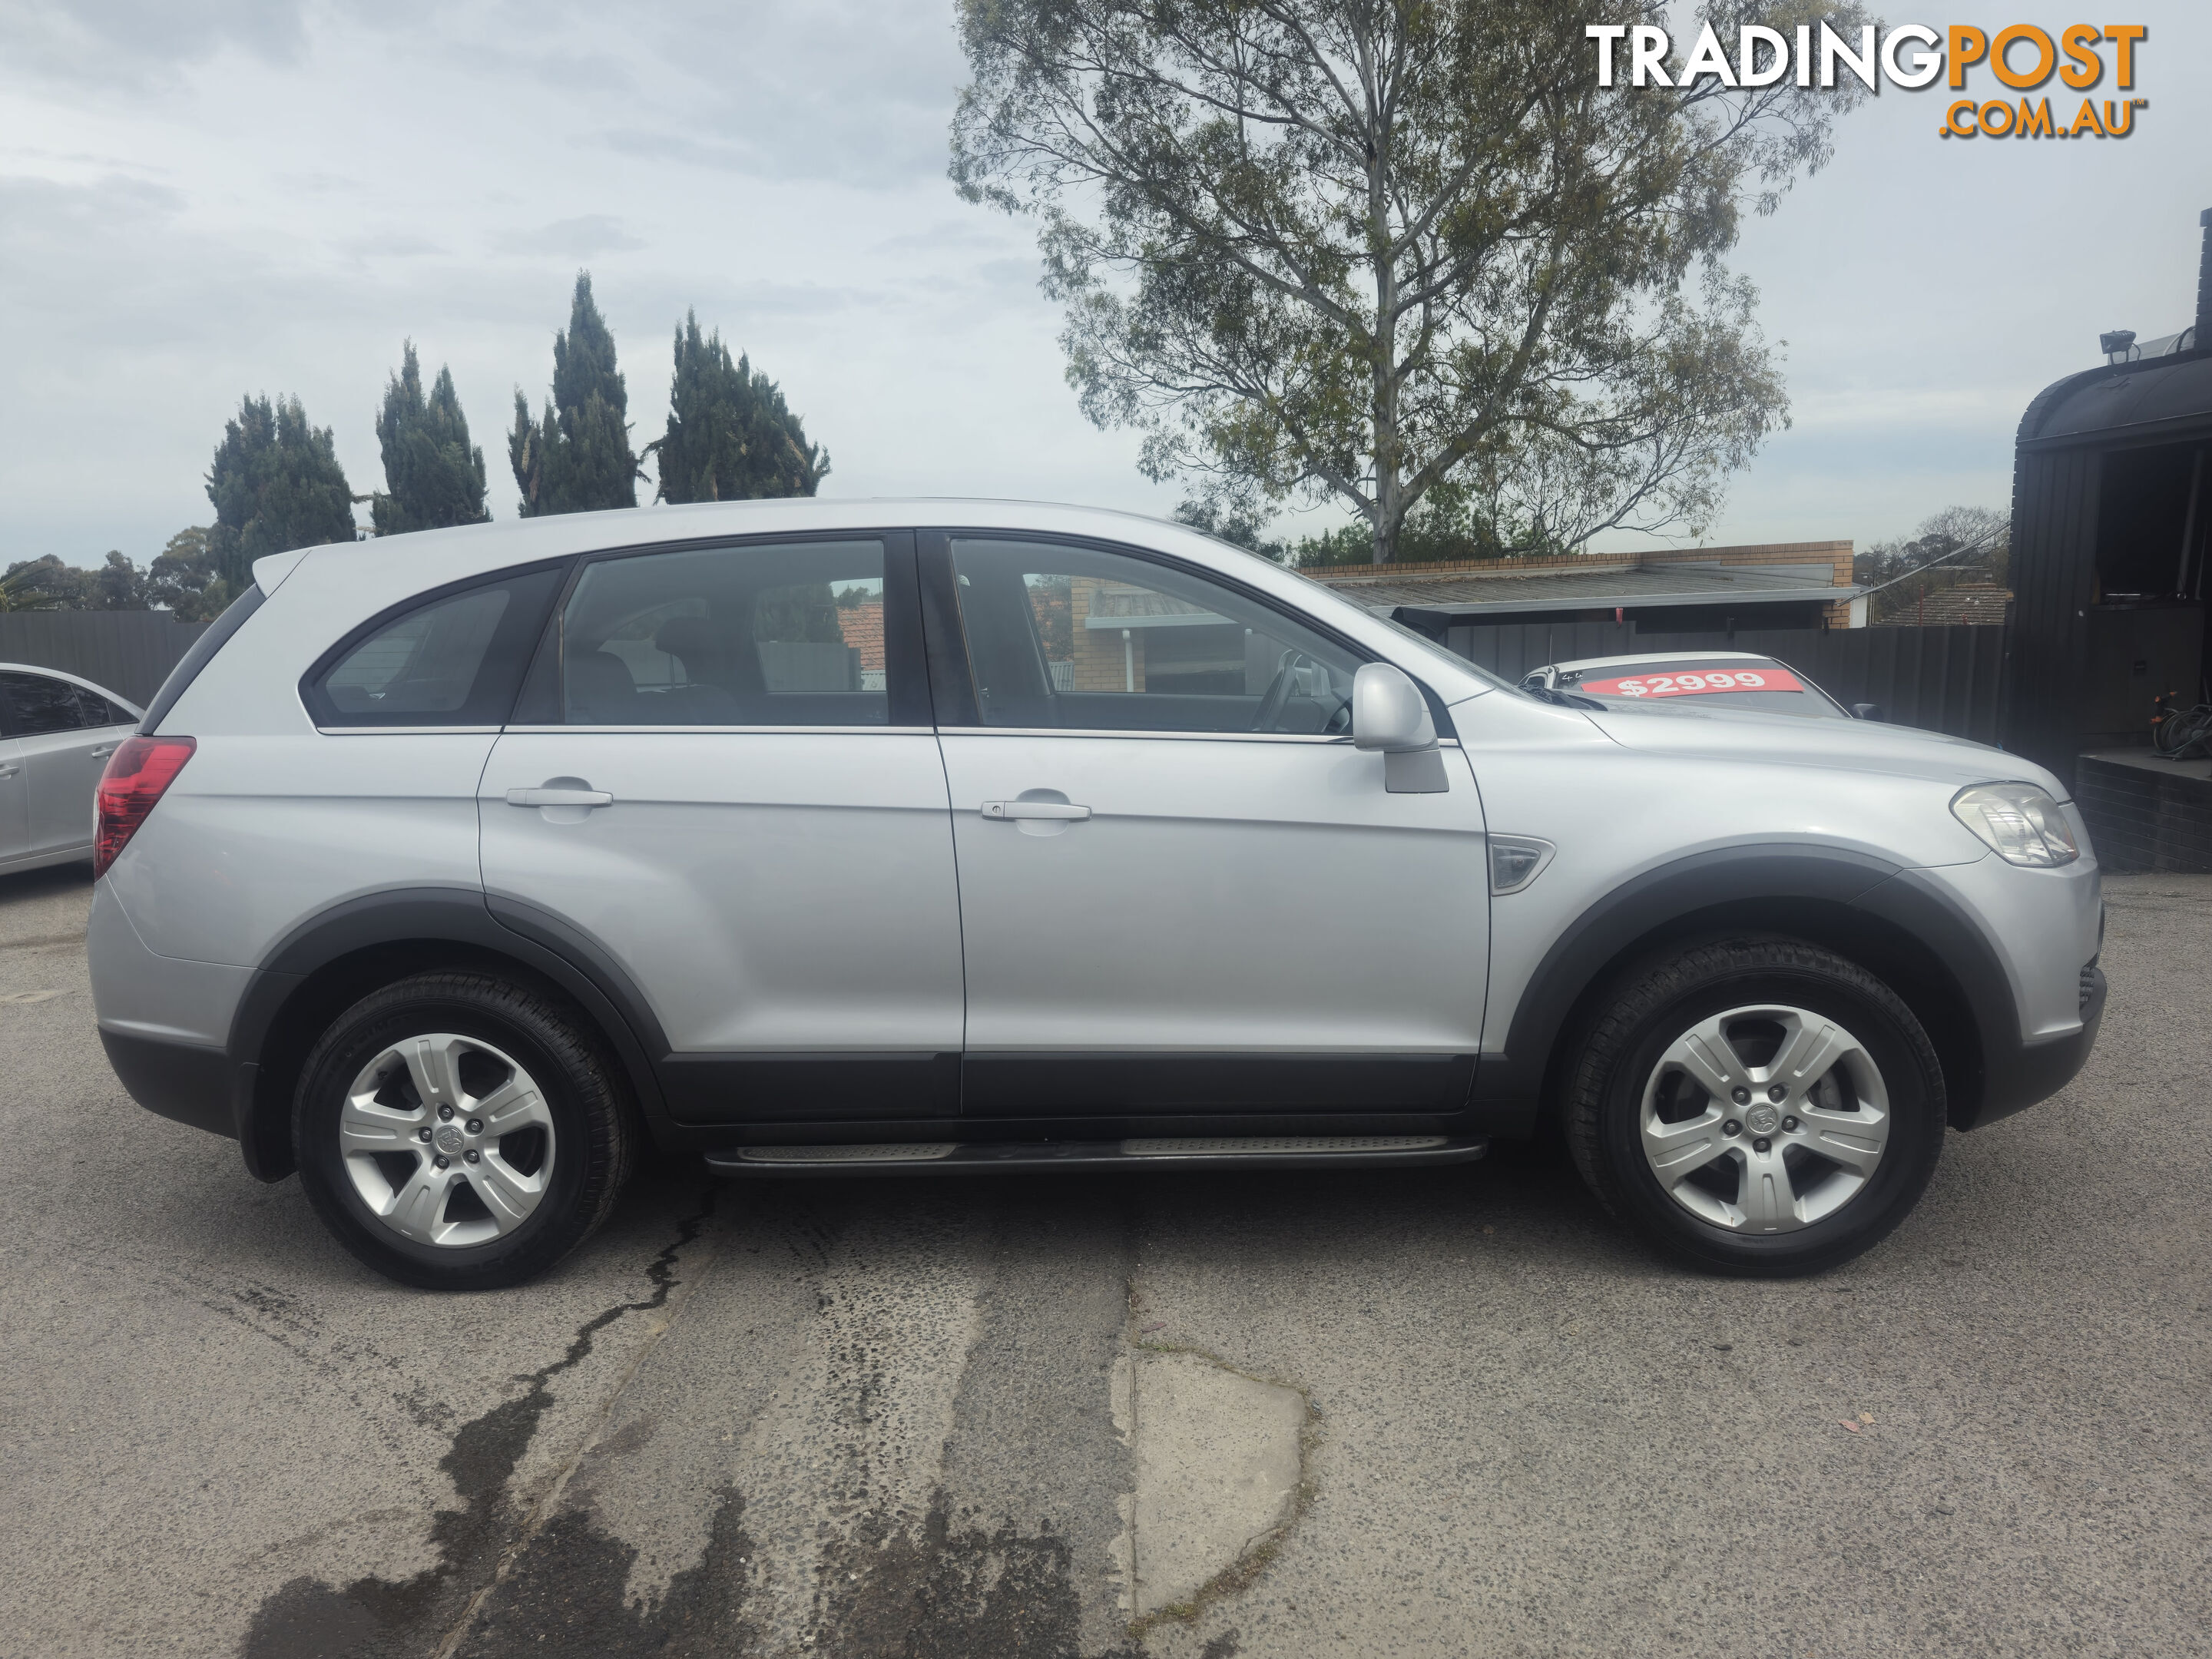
1521,651 -> 1871,720
0,663 -> 142,875
85,502 -> 2103,1289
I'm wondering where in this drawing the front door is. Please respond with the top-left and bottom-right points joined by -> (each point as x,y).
478,533 -> 965,1124
927,533 -> 1490,1119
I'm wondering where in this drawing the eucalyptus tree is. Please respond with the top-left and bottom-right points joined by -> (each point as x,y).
952,1 -> 1868,561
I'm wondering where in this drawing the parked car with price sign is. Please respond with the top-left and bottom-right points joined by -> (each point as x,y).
1520,651 -> 1868,720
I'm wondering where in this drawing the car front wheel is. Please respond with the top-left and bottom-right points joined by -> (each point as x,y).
1565,939 -> 1945,1277
293,972 -> 634,1290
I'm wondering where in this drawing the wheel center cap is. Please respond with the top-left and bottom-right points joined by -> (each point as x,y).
434,1123 -> 468,1154
1744,1103 -> 1782,1135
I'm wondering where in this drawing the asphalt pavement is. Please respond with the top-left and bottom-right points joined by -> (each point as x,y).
2,860 -> 2207,1659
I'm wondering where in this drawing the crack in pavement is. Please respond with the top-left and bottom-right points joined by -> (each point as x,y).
437,1188 -> 1155,1659
237,1187 -> 718,1659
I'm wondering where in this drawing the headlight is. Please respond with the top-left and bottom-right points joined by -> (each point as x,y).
1951,783 -> 2080,867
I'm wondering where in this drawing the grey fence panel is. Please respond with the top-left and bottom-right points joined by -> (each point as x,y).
0,611 -> 211,708
1438,622 -> 2007,745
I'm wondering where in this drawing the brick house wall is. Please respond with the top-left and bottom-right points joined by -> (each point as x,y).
1070,578 -> 1147,691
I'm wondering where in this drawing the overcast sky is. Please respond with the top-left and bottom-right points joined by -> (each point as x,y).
2,0 -> 2207,568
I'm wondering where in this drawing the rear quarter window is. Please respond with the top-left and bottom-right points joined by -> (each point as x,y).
303,565 -> 566,729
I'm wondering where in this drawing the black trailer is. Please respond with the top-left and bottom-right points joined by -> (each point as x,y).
2004,210 -> 2212,871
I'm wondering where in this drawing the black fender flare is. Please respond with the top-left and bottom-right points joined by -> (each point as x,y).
226,886 -> 675,1180
1469,845 -> 2022,1136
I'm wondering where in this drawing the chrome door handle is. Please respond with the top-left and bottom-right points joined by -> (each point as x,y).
88,744 -> 118,759
506,786 -> 613,808
0,764 -> 17,780
981,800 -> 1091,822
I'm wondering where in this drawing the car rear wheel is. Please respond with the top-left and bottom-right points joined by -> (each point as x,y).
293,972 -> 633,1290
1565,939 -> 1945,1277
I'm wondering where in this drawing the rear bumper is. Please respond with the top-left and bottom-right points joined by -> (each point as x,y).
99,1027 -> 239,1141
1965,963 -> 2107,1130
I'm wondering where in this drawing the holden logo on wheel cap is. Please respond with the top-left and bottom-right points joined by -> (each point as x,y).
434,1124 -> 467,1154
1744,1104 -> 1782,1135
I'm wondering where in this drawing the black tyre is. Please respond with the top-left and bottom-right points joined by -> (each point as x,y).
1565,939 -> 1945,1277
293,972 -> 634,1291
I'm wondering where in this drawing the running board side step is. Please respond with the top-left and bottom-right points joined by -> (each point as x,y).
704,1134 -> 1487,1178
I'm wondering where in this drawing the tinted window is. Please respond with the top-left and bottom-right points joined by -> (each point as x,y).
0,671 -> 87,736
306,567 -> 563,728
947,538 -> 1361,735
560,541 -> 889,726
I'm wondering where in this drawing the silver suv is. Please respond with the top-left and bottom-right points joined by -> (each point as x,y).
88,502 -> 2104,1289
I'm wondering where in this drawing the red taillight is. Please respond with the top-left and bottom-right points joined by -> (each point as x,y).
94,736 -> 196,879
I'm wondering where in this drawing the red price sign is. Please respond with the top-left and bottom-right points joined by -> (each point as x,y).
1576,667 -> 1805,699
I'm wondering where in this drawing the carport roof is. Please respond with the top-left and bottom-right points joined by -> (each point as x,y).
1306,562 -> 1863,618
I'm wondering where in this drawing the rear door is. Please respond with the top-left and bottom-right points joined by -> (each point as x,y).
0,671 -> 129,858
0,734 -> 25,860
926,532 -> 1491,1119
478,531 -> 965,1125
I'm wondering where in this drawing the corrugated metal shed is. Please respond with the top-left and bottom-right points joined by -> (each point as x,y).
2002,207 -> 2212,797
1296,561 -> 1857,618
2019,353 -> 2212,452
2005,345 -> 2212,770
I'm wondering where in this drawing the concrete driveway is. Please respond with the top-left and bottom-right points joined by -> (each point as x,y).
2,863 -> 2206,1659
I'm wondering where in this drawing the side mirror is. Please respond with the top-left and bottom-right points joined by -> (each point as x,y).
1852,703 -> 1883,721
1353,664 -> 1448,793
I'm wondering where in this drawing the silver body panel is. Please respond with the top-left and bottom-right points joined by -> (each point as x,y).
938,731 -> 1488,1055
478,730 -> 964,1055
1455,691 -> 2098,1061
85,879 -> 250,1049
104,731 -> 493,966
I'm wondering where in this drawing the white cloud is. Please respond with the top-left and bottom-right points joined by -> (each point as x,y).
495,215 -> 646,258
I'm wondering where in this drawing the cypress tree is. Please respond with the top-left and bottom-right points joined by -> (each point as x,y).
647,311 -> 830,503
371,343 -> 490,535
508,272 -> 640,516
206,395 -> 358,588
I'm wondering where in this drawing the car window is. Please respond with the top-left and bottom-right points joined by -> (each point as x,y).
81,690 -> 135,727
1556,658 -> 1847,719
0,671 -> 88,736
947,538 -> 1363,735
307,567 -> 564,727
560,541 -> 889,727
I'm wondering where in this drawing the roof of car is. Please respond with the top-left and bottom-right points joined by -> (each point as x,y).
1545,650 -> 1781,675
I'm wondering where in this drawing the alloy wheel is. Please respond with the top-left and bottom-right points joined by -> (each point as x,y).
337,1031 -> 557,1247
1637,1003 -> 1889,1234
